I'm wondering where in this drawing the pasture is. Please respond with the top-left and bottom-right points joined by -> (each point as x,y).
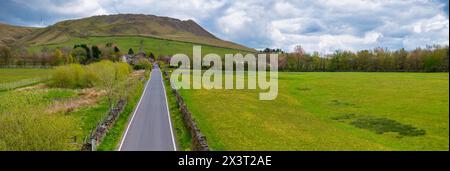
0,68 -> 49,83
178,72 -> 449,150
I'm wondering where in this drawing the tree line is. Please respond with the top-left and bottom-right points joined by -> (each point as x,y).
0,43 -> 159,67
0,43 -> 124,67
278,45 -> 448,72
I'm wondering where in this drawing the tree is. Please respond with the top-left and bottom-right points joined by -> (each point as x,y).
91,45 -> 102,62
128,48 -> 135,55
102,45 -> 115,61
66,54 -> 75,64
149,52 -> 155,60
112,46 -> 122,62
51,49 -> 64,66
393,48 -> 408,71
356,50 -> 371,71
114,46 -> 120,54
277,53 -> 288,70
0,46 -> 12,66
86,61 -> 131,109
72,47 -> 88,64
293,45 -> 305,71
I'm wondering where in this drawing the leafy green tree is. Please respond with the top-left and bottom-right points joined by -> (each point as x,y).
128,48 -> 135,55
114,46 -> 120,54
66,54 -> 75,64
91,45 -> 102,62
0,46 -> 12,66
87,60 -> 131,109
72,47 -> 88,64
50,49 -> 64,66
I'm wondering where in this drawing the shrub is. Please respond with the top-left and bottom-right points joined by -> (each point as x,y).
133,58 -> 152,70
49,61 -> 131,89
50,49 -> 65,66
49,64 -> 87,88
114,62 -> 132,80
86,60 -> 131,108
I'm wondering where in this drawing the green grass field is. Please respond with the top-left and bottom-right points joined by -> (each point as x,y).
178,72 -> 449,150
0,68 -> 50,83
29,36 -> 254,58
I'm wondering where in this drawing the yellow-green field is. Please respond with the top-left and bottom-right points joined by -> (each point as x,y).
0,68 -> 49,83
178,72 -> 449,150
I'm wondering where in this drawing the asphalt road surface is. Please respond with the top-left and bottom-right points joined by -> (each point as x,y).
119,65 -> 177,151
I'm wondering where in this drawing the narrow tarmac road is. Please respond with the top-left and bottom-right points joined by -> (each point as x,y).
119,65 -> 177,151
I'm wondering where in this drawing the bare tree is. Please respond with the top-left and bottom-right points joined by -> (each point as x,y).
294,45 -> 305,71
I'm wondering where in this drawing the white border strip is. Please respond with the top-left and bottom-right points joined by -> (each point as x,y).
118,71 -> 152,151
160,70 -> 178,151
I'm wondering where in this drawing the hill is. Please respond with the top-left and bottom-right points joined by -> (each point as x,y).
0,23 -> 37,46
13,14 -> 254,52
27,36 -> 254,59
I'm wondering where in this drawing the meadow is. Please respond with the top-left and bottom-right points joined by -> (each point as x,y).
0,68 -> 49,83
0,64 -> 145,150
0,84 -> 104,150
177,72 -> 449,150
0,68 -> 51,91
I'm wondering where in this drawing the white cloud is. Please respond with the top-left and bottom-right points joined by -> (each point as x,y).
12,0 -> 108,17
105,0 -> 226,21
217,9 -> 252,34
3,0 -> 449,53
210,0 -> 449,53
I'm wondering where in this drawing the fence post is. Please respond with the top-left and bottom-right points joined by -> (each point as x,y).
91,138 -> 96,151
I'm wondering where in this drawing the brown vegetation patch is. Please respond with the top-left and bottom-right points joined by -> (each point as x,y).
16,83 -> 48,91
46,88 -> 106,114
130,70 -> 146,79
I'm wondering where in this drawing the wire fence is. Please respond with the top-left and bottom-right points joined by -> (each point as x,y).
0,65 -> 53,69
0,77 -> 49,91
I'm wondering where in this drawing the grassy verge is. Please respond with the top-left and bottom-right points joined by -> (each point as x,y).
70,98 -> 110,144
97,71 -> 148,151
162,70 -> 192,151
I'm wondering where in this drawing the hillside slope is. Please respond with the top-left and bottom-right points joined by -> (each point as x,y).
15,14 -> 254,52
0,23 -> 37,46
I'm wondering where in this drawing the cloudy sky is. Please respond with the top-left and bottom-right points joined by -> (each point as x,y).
0,0 -> 448,53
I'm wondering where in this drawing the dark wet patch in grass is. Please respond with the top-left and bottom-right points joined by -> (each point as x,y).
331,113 -> 356,122
297,87 -> 311,91
350,116 -> 426,137
331,114 -> 426,137
330,99 -> 359,108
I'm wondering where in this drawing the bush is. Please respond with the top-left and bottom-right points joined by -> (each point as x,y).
49,61 -> 131,89
86,60 -> 131,108
49,64 -> 88,88
133,58 -> 152,70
